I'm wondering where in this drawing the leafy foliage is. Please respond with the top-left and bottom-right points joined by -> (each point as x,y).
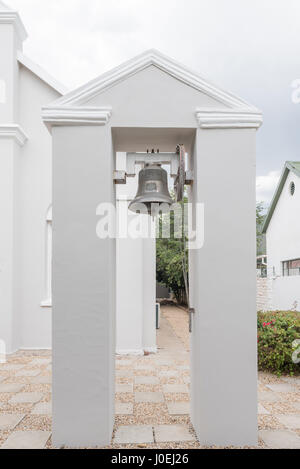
257,311 -> 300,375
256,202 -> 266,255
156,199 -> 188,305
156,201 -> 267,304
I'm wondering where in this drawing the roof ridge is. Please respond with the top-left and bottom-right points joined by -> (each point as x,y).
262,161 -> 300,233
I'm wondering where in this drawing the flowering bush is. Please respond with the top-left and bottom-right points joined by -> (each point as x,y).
257,311 -> 300,376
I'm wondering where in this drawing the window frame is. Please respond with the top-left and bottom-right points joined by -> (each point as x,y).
282,258 -> 300,277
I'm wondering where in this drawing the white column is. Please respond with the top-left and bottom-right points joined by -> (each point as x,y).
52,125 -> 115,447
116,154 -> 157,355
116,208 -> 144,355
142,227 -> 157,353
190,128 -> 258,446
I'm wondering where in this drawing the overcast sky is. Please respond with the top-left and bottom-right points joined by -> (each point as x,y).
6,0 -> 300,205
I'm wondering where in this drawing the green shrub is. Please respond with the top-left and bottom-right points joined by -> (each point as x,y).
257,311 -> 300,376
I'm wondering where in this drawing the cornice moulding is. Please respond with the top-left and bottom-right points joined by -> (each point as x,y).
0,124 -> 28,146
0,10 -> 28,42
195,108 -> 263,129
42,106 -> 112,131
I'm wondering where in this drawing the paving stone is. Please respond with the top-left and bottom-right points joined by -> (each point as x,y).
114,425 -> 154,444
155,359 -> 174,366
0,414 -> 25,430
266,383 -> 298,393
178,365 -> 190,370
31,402 -> 52,415
163,384 -> 189,394
258,391 -> 282,402
135,365 -> 155,371
9,392 -> 43,404
167,402 -> 190,415
282,377 -> 300,386
183,376 -> 190,384
0,364 -> 24,371
16,369 -> 41,377
154,425 -> 195,443
259,429 -> 300,449
1,431 -> 51,449
258,403 -> 270,415
292,402 -> 300,411
31,375 -> 52,384
0,383 -> 24,393
117,360 -> 133,367
0,376 -> 6,383
30,358 -> 51,366
135,392 -> 164,403
116,370 -> 133,377
159,370 -> 179,378
116,384 -> 133,393
135,376 -> 159,385
275,414 -> 300,430
115,403 -> 134,415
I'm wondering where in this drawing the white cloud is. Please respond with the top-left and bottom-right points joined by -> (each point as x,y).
256,170 -> 281,206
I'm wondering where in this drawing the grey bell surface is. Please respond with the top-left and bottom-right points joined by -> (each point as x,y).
129,164 -> 173,215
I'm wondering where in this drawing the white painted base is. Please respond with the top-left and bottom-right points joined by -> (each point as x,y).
116,347 -> 158,356
116,349 -> 144,356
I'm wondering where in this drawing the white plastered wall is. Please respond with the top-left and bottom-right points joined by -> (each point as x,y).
17,65 -> 60,349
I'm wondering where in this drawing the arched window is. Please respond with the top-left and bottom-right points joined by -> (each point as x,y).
41,206 -> 52,307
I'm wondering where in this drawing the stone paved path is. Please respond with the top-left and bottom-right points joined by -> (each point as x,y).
0,305 -> 299,449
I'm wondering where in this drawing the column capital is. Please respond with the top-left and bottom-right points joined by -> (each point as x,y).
42,106 -> 112,132
195,108 -> 263,129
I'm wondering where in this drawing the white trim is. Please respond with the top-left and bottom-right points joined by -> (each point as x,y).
17,52 -> 68,96
195,109 -> 263,129
0,8 -> 27,42
47,49 -> 260,111
0,124 -> 28,146
116,349 -> 144,356
41,299 -> 52,308
42,106 -> 112,131
19,347 -> 52,351
144,346 -> 158,354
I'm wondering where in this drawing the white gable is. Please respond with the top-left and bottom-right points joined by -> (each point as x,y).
50,49 -> 259,110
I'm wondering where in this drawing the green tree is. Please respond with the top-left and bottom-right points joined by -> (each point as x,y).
156,201 -> 267,304
156,198 -> 188,305
256,202 -> 266,255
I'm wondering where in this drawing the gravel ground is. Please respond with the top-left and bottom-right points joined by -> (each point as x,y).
0,305 -> 299,449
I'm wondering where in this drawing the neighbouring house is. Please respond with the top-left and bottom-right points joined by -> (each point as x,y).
257,255 -> 267,278
262,161 -> 300,311
0,1 -> 156,355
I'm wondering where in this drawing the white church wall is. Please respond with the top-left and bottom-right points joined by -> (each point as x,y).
267,171 -> 300,311
17,65 -> 60,349
0,11 -> 23,354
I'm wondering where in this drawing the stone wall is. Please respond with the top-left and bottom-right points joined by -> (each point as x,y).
257,277 -> 272,311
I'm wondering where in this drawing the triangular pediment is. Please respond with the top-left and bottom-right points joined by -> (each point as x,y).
50,49 -> 259,111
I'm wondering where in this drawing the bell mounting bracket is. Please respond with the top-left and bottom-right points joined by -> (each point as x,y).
113,149 -> 194,187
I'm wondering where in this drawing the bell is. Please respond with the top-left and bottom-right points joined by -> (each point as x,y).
129,164 -> 173,215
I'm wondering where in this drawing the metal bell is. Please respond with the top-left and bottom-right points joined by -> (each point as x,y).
129,164 -> 173,215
